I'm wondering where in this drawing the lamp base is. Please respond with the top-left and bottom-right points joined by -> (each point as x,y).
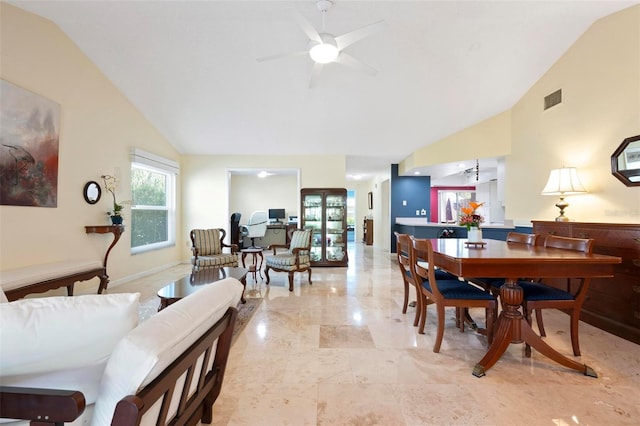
554,196 -> 569,222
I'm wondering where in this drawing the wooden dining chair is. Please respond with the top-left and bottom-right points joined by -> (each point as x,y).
521,235 -> 594,357
395,232 -> 419,325
395,232 -> 458,327
469,232 -> 539,292
409,236 -> 497,353
483,232 -> 540,295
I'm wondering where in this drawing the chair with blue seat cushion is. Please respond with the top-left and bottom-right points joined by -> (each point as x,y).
264,229 -> 312,292
395,232 -> 421,325
469,232 -> 540,292
521,235 -> 594,357
395,232 -> 462,327
190,228 -> 239,270
409,236 -> 497,353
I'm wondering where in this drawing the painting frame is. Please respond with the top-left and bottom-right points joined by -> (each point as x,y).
368,191 -> 373,210
0,79 -> 60,207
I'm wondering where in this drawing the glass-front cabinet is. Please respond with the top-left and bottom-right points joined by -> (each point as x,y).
301,188 -> 348,266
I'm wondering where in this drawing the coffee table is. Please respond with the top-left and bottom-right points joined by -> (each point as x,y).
157,266 -> 248,311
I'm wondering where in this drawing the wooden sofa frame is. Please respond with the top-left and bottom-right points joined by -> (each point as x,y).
4,267 -> 108,302
0,306 -> 238,425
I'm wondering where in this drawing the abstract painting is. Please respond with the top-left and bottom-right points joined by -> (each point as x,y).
0,79 -> 60,207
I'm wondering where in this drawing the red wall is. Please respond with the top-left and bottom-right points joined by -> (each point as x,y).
429,186 -> 475,222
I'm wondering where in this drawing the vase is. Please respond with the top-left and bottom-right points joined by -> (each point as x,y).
468,227 -> 482,242
110,215 -> 123,225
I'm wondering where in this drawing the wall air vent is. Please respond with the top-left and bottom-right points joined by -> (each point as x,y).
544,89 -> 562,110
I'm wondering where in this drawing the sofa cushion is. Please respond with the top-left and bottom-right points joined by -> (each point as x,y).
0,293 -> 140,405
194,253 -> 239,267
266,253 -> 311,270
92,277 -> 243,425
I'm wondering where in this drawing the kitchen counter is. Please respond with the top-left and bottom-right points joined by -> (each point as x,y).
395,217 -> 515,229
394,218 -> 526,246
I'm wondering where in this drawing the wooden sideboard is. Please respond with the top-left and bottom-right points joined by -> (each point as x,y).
532,221 -> 640,344
363,219 -> 373,245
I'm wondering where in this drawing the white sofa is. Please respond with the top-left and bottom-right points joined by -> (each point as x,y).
0,277 -> 243,425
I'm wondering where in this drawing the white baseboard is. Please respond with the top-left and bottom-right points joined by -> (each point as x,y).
107,261 -> 188,289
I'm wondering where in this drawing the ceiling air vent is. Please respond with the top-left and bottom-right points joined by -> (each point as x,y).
544,89 -> 562,110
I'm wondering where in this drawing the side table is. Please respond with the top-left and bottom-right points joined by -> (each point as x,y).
241,247 -> 264,282
85,225 -> 125,291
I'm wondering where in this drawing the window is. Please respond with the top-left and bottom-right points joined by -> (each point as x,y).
130,149 -> 178,253
437,190 -> 475,223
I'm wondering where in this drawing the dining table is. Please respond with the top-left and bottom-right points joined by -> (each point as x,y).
430,238 -> 622,378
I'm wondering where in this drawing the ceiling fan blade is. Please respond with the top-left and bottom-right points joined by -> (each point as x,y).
335,52 -> 378,77
291,9 -> 322,44
309,62 -> 323,88
257,50 -> 308,63
335,20 -> 385,50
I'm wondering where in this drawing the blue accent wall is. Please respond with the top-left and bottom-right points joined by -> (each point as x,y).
390,164 -> 431,251
390,163 -> 526,252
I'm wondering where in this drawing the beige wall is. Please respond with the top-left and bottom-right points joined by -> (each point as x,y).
181,155 -> 346,261
1,4 -> 348,279
229,174 -> 299,226
399,110 -> 512,174
0,4 -> 182,285
3,2 -> 637,286
346,180 -> 371,242
400,5 -> 640,225
507,5 -> 640,225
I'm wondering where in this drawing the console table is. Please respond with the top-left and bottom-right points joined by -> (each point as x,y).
85,225 -> 125,271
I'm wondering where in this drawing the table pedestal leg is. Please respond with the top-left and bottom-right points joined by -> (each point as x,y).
473,279 -> 596,378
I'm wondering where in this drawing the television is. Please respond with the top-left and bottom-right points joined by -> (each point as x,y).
268,208 -> 286,224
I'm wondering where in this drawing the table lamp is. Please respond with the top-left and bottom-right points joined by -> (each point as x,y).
541,167 -> 587,222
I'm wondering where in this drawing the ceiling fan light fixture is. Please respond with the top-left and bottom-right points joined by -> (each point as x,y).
309,42 -> 339,63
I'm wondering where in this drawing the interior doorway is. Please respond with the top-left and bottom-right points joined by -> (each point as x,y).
347,190 -> 355,242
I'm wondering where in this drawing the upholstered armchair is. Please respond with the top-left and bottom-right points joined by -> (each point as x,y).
264,229 -> 312,292
190,228 -> 238,270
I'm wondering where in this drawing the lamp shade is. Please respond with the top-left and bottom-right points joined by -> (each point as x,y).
541,167 -> 587,195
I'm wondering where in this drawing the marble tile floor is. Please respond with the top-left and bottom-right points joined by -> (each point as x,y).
94,244 -> 639,425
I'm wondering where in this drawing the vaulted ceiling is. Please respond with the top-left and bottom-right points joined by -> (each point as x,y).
9,0 -> 638,181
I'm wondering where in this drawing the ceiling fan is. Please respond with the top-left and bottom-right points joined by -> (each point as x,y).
257,0 -> 385,88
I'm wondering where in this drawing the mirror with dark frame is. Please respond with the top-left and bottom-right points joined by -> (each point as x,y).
83,181 -> 102,204
611,135 -> 640,187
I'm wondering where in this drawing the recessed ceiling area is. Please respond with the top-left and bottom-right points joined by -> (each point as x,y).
8,0 -> 638,181
406,157 -> 500,186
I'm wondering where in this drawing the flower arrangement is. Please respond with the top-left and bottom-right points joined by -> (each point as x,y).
458,201 -> 485,230
101,174 -> 123,217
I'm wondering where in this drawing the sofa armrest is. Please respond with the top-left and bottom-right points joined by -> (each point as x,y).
0,385 -> 85,424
